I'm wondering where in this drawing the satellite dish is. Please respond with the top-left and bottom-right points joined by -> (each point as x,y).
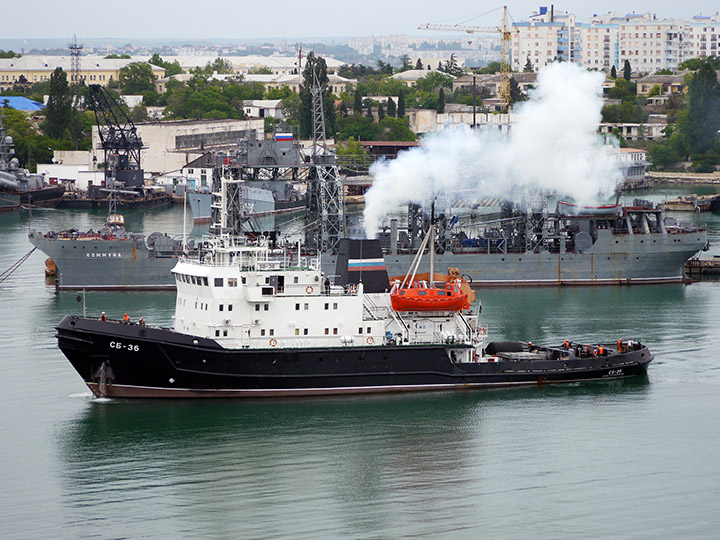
574,231 -> 592,252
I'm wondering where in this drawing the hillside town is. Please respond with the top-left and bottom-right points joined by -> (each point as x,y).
0,4 -> 718,188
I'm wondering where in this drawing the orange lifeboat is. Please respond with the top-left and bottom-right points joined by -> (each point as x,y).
390,280 -> 470,312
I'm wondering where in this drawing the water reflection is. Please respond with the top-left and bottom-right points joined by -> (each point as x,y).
56,381 -> 649,539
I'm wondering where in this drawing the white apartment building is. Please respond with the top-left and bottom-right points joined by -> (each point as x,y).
606,12 -> 686,72
577,23 -> 618,70
686,14 -> 720,59
514,8 -> 719,74
512,7 -> 580,72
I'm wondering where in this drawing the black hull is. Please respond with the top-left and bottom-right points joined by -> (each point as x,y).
56,316 -> 653,398
56,194 -> 171,210
20,185 -> 66,205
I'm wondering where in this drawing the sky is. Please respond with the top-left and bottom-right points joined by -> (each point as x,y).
4,1 -> 720,41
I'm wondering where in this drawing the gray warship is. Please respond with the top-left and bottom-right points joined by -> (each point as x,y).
187,127 -> 307,224
29,214 -> 194,290
324,199 -> 708,287
0,116 -> 65,208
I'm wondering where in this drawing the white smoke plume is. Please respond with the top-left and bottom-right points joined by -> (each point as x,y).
363,62 -> 622,237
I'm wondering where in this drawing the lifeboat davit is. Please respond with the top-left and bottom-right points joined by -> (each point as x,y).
390,280 -> 470,312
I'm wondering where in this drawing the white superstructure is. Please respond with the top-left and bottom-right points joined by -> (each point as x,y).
170,235 -> 480,360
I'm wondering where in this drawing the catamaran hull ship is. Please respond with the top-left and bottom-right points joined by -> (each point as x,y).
56,316 -> 652,398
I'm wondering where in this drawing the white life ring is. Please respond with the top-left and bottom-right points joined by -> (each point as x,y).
478,327 -> 487,336
366,336 -> 374,345
269,338 -> 277,347
349,284 -> 358,294
306,286 -> 314,294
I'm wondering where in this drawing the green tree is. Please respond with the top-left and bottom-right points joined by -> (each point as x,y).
648,142 -> 681,168
680,62 -> 720,155
476,61 -> 502,74
415,58 -> 424,70
386,97 -> 396,117
377,117 -> 415,141
399,54 -> 412,72
41,68 -> 73,140
211,58 -> 235,74
607,78 -> 637,101
523,57 -> 534,73
105,53 -> 131,59
378,102 -> 385,120
443,54 -> 463,77
0,50 -> 21,58
398,89 -> 406,117
264,85 -> 294,100
509,76 -> 528,105
679,57 -> 720,71
437,88 -> 445,113
610,65 -> 617,79
353,89 -> 362,115
416,71 -> 453,93
623,59 -> 631,81
118,62 -> 157,94
148,53 -> 183,76
335,136 -> 369,158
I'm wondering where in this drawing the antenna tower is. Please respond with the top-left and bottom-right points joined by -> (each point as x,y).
68,35 -> 83,107
305,61 -> 345,254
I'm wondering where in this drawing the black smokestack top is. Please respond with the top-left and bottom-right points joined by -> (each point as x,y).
335,238 -> 390,293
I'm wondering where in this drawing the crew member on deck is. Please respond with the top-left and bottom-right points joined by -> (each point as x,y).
100,312 -> 106,322
563,339 -> 570,349
139,318 -> 145,326
123,313 -> 130,322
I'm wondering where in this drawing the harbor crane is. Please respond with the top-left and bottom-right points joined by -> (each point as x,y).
418,6 -> 514,111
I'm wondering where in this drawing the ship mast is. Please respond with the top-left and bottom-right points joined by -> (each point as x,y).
429,202 -> 435,286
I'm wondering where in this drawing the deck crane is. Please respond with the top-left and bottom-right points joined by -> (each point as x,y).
418,6 -> 514,111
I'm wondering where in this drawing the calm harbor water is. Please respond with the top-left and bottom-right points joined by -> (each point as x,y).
2,191 -> 720,539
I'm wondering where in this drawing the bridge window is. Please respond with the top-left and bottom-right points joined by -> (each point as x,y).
214,278 -> 223,287
228,278 -> 237,287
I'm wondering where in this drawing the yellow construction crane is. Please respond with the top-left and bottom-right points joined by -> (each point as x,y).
418,6 -> 513,111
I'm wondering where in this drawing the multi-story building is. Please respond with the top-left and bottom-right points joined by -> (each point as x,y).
577,22 -> 618,70
514,8 -> 719,74
0,56 -> 166,90
512,6 -> 580,72
686,14 -> 720,59
605,12 -> 687,72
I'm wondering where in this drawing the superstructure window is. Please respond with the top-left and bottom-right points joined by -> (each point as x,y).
214,278 -> 223,287
255,304 -> 260,311
303,328 -> 308,335
295,303 -> 300,310
219,304 -> 224,311
228,278 -> 237,287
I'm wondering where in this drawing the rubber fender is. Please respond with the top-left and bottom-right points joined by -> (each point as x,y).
485,341 -> 525,355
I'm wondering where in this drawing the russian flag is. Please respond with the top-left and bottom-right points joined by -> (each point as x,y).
275,133 -> 293,141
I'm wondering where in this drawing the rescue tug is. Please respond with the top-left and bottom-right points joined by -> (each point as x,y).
53,183 -> 653,398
